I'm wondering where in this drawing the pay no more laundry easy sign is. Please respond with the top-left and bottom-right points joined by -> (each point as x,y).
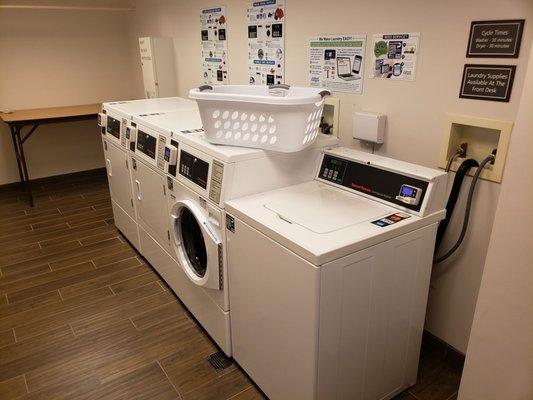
459,64 -> 516,102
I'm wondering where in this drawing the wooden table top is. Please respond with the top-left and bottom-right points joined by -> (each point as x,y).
0,103 -> 101,123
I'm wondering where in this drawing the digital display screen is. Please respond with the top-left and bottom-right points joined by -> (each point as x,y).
164,147 -> 171,161
400,185 -> 417,198
337,57 -> 351,75
106,116 -> 121,139
179,151 -> 209,189
136,130 -> 156,159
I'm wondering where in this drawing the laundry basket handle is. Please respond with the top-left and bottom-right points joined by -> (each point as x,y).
318,90 -> 331,98
269,84 -> 290,91
198,85 -> 213,92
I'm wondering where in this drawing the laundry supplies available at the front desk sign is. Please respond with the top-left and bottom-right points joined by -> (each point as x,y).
247,0 -> 285,85
371,32 -> 420,81
459,64 -> 516,102
308,35 -> 367,94
200,7 -> 229,85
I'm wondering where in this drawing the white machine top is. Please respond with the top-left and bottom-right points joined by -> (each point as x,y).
133,109 -> 339,163
102,97 -> 196,119
226,147 -> 446,265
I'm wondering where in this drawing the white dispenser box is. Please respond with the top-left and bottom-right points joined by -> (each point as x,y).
139,37 -> 178,99
353,111 -> 386,144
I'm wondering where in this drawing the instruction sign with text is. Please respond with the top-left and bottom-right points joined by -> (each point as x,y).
459,64 -> 516,102
200,6 -> 228,85
371,33 -> 420,81
247,0 -> 285,85
309,35 -> 366,94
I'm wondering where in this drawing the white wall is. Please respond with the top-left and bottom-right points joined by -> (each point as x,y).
129,0 -> 533,352
458,43 -> 533,400
0,1 -> 142,184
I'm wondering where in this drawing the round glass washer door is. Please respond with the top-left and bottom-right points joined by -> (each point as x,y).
180,207 -> 207,278
170,199 -> 222,290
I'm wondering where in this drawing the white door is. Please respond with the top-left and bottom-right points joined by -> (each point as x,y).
103,140 -> 135,219
139,38 -> 158,99
131,158 -> 169,249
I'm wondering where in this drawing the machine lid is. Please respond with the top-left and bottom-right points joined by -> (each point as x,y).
103,97 -> 197,119
264,183 -> 389,234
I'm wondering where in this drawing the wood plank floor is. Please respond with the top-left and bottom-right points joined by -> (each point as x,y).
0,169 -> 463,400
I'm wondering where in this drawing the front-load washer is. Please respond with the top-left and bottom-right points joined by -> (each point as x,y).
98,97 -> 197,251
129,108 -> 338,355
164,135 -> 338,356
225,147 -> 448,400
129,108 -> 203,255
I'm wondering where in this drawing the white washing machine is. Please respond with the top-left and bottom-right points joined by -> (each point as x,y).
128,108 -> 203,256
129,108 -> 338,356
225,147 -> 448,400
98,97 -> 197,251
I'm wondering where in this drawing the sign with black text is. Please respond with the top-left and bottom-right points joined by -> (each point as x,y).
466,20 -> 524,58
459,64 -> 516,102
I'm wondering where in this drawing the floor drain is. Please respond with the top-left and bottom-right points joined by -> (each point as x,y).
206,351 -> 234,371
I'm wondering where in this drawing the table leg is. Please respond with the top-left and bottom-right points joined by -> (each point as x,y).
12,126 -> 34,207
9,126 -> 25,190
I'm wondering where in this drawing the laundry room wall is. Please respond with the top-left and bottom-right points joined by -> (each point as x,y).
0,0 -> 142,185
130,0 -> 533,353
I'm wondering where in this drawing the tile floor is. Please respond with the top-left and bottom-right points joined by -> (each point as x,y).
0,169 -> 463,399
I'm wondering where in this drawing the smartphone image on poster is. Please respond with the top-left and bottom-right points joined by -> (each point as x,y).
352,55 -> 362,74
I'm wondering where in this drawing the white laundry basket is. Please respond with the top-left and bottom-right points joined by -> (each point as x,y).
189,84 -> 330,152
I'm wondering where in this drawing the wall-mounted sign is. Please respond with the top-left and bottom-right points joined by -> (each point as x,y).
200,6 -> 229,85
466,20 -> 525,58
308,35 -> 366,94
371,32 -> 420,81
459,64 -> 516,102
246,0 -> 285,86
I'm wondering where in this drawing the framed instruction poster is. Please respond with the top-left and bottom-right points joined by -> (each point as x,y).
200,6 -> 229,85
371,33 -> 420,81
309,35 -> 366,94
247,0 -> 285,85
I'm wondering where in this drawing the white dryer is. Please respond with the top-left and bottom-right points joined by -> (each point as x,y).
225,147 -> 448,400
98,97 -> 197,251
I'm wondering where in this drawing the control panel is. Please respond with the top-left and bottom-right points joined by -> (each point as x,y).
125,123 -> 137,151
318,154 -> 429,212
98,113 -> 107,135
165,140 -> 179,176
179,150 -> 209,189
106,116 -> 121,140
136,130 -> 157,159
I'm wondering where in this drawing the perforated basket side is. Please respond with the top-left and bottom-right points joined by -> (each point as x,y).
196,99 -> 325,152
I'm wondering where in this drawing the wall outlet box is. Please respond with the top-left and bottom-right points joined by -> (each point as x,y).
353,112 -> 386,144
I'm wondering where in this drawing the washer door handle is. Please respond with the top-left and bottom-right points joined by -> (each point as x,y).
106,159 -> 112,177
135,179 -> 142,201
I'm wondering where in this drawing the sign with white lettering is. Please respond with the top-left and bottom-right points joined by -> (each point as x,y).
466,20 -> 524,58
459,64 -> 516,102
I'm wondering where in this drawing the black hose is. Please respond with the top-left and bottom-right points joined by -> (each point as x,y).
435,158 -> 479,253
434,155 -> 495,264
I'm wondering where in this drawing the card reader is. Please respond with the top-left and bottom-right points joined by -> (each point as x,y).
396,184 -> 422,206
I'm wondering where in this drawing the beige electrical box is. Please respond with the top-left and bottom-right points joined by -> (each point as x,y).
439,114 -> 513,183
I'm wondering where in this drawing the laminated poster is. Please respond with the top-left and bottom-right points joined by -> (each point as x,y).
247,0 -> 285,85
309,35 -> 367,94
200,7 -> 229,85
371,33 -> 420,81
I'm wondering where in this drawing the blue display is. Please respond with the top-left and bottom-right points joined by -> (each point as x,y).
401,185 -> 416,198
